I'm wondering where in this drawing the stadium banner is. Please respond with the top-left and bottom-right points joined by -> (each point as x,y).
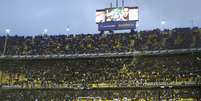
98,21 -> 136,31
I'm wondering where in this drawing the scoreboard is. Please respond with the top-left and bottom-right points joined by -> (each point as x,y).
96,7 -> 139,31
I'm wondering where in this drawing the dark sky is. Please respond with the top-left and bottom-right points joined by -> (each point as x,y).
0,0 -> 201,35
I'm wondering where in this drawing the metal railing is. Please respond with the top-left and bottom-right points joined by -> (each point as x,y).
1,81 -> 200,89
0,48 -> 201,60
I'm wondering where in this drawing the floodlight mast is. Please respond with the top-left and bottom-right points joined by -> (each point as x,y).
191,20 -> 194,27
122,0 -> 124,7
112,0 -> 124,8
2,29 -> 10,56
110,2 -> 113,8
116,0 -> 118,7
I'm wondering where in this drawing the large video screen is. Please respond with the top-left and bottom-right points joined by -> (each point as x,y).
96,7 -> 139,23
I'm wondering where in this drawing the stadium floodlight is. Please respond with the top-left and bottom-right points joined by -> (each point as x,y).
5,29 -> 10,34
161,21 -> 166,30
161,21 -> 166,25
66,26 -> 70,35
43,29 -> 48,34
66,26 -> 70,32
136,23 -> 139,27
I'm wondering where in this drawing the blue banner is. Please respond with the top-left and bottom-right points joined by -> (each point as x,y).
98,21 -> 136,31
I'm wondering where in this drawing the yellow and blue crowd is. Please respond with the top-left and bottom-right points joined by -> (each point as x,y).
0,27 -> 201,101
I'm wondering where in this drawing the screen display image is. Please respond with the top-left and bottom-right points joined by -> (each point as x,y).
129,8 -> 139,21
106,8 -> 129,22
96,11 -> 105,23
96,7 -> 139,23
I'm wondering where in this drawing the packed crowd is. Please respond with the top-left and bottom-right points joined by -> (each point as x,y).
0,27 -> 201,100
0,88 -> 199,101
0,53 -> 200,89
0,27 -> 201,55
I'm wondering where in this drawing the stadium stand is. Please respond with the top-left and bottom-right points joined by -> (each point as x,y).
0,27 -> 201,100
0,27 -> 201,55
0,54 -> 201,88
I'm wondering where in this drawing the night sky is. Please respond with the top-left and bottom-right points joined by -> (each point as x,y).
0,0 -> 201,35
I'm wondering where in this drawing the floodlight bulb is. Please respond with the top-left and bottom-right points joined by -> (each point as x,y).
5,29 -> 10,33
136,23 -> 139,27
66,27 -> 70,32
44,29 -> 48,33
161,21 -> 166,25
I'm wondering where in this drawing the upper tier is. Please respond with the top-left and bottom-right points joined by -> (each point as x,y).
0,27 -> 201,55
